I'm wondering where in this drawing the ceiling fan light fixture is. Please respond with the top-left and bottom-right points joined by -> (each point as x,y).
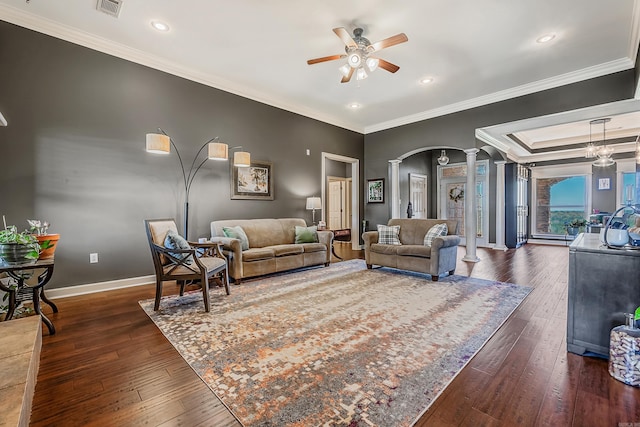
356,67 -> 368,81
366,57 -> 379,72
348,51 -> 362,68
338,63 -> 351,77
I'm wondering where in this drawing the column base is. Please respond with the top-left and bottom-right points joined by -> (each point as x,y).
462,255 -> 481,263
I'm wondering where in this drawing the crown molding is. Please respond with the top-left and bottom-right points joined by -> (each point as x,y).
1,3 -> 636,136
0,5 -> 362,134
366,58 -> 634,134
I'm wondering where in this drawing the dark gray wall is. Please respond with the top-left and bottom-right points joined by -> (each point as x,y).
0,21 -> 363,289
363,70 -> 637,235
592,164 -> 618,213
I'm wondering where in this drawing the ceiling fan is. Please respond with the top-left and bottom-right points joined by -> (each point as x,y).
307,27 -> 408,83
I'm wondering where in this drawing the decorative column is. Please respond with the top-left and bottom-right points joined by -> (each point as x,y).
389,159 -> 402,219
494,160 -> 508,251
463,148 -> 480,262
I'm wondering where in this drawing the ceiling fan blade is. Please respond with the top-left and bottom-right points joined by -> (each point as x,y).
307,54 -> 346,65
371,33 -> 408,51
333,27 -> 357,49
340,67 -> 355,83
377,58 -> 400,73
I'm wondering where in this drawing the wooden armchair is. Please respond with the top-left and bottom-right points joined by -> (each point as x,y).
144,219 -> 229,312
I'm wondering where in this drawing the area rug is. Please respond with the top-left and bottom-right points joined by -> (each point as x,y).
139,260 -> 532,426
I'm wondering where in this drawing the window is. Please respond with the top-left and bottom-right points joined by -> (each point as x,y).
621,172 -> 637,205
535,176 -> 587,235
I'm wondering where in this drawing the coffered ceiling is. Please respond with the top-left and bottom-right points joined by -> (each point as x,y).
1,0 -> 639,147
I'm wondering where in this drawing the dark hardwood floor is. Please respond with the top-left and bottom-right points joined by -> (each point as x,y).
29,243 -> 640,426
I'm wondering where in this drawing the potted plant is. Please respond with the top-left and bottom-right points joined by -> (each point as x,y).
566,218 -> 587,236
0,225 -> 40,265
27,219 -> 60,259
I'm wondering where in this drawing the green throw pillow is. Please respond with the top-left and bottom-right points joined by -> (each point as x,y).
295,225 -> 319,244
163,229 -> 193,265
223,226 -> 250,251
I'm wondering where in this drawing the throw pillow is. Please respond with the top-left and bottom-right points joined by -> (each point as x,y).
377,224 -> 401,245
163,229 -> 193,265
295,225 -> 319,244
223,226 -> 250,251
423,223 -> 448,247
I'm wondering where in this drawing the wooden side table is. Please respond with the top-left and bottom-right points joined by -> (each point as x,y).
0,259 -> 58,335
331,229 -> 352,260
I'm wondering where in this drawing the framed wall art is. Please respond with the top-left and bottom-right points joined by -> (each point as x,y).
597,178 -> 610,190
367,178 -> 385,203
230,160 -> 274,200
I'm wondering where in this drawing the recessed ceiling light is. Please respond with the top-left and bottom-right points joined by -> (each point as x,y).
348,103 -> 361,109
151,21 -> 170,32
420,77 -> 434,85
536,33 -> 555,44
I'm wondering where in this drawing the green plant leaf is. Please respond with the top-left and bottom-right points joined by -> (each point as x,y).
635,306 -> 640,321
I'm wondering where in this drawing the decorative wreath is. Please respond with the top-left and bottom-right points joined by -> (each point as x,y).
449,186 -> 464,203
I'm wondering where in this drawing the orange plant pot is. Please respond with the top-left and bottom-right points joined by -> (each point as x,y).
36,234 -> 60,259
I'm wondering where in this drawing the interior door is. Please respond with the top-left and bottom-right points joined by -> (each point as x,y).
409,173 -> 428,218
327,179 -> 344,229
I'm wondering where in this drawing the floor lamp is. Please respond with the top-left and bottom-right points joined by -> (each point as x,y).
146,128 -> 251,239
306,197 -> 322,225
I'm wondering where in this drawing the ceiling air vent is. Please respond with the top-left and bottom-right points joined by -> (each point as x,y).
97,0 -> 123,18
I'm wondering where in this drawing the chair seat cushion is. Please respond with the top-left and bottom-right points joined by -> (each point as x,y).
162,256 -> 226,275
243,247 -> 276,261
397,245 -> 432,258
302,243 -> 326,253
370,243 -> 399,255
270,244 -> 304,257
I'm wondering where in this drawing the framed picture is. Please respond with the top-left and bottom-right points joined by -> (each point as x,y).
230,160 -> 274,200
598,178 -> 611,190
367,178 -> 385,203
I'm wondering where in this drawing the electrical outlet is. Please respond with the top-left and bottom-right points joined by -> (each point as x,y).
90,253 -> 98,263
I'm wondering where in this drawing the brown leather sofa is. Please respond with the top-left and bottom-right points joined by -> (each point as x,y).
210,218 -> 333,283
362,218 -> 460,281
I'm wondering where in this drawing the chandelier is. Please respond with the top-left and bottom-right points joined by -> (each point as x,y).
586,118 -> 615,167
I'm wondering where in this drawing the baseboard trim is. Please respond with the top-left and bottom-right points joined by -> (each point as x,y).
46,275 -> 155,300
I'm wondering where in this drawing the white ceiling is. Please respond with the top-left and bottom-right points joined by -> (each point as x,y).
0,0 -> 639,139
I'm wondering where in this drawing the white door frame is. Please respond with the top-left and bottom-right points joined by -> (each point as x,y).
437,160 -> 490,247
409,173 -> 428,218
322,152 -> 360,251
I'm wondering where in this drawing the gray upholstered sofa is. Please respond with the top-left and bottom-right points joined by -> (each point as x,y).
210,218 -> 333,283
362,218 -> 460,281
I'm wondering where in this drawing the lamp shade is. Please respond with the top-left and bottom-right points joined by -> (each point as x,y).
306,197 -> 322,210
146,133 -> 170,154
208,142 -> 228,160
234,151 -> 251,167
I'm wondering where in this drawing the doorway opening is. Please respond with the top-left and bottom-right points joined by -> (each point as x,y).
321,152 -> 360,250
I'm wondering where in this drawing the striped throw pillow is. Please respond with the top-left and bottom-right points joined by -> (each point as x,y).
377,224 -> 401,245
423,223 -> 448,247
